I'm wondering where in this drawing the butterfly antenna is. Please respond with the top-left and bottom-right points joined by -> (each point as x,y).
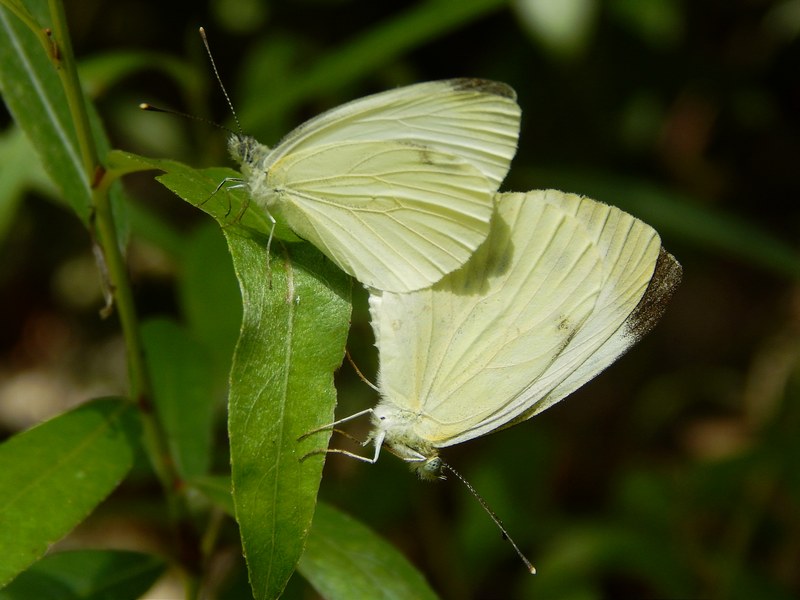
138,103 -> 236,136
440,460 -> 536,575
346,349 -> 380,392
198,26 -> 243,136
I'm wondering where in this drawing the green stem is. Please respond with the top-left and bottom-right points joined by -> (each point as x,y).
43,3 -> 202,594
47,0 -> 96,184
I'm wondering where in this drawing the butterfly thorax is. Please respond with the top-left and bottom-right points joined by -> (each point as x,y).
371,402 -> 442,480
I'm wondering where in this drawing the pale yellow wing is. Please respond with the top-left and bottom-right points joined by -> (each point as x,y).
503,193 -> 683,424
370,190 -> 681,446
267,140 -> 495,293
266,79 -> 521,188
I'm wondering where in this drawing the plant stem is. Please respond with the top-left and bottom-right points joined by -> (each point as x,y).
47,0 -> 96,185
44,2 -> 202,594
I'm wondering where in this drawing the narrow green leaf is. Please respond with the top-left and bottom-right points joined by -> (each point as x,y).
299,503 -> 440,600
179,222 -> 242,374
239,0 -> 508,130
79,50 -> 200,98
0,5 -> 91,222
127,152 -> 353,598
142,318 -> 216,479
227,232 -> 351,600
0,4 -> 127,244
0,125 -> 56,242
0,397 -> 140,587
0,550 -> 166,600
190,475 -> 235,515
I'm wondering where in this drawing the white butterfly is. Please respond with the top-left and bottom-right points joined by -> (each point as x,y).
319,189 -> 681,476
304,189 -> 681,571
228,79 -> 521,292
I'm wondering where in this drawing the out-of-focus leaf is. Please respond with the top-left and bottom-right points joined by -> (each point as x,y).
0,6 -> 92,222
79,51 -> 200,98
0,550 -> 166,600
0,4 -> 127,243
179,222 -> 241,375
512,0 -> 598,58
238,0 -> 508,132
190,474 -> 235,515
0,398 -> 140,587
142,318 -> 216,479
609,0 -> 684,49
532,522 -> 694,599
299,503 -> 440,600
123,196 -> 186,259
521,168 -> 800,279
0,125 -> 57,241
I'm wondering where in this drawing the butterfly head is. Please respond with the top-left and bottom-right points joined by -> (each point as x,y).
410,455 -> 445,481
228,134 -> 271,175
372,402 -> 442,479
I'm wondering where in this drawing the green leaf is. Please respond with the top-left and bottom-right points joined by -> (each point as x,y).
609,0 -> 684,49
238,0 -> 509,131
123,195 -> 186,259
179,222 -> 242,374
0,4 -> 128,244
0,125 -> 57,242
0,5 -> 91,222
132,152 -> 353,598
142,318 -> 216,479
190,474 -> 235,515
79,50 -> 200,98
299,503 -> 440,600
0,550 -> 166,600
226,233 -> 351,599
105,150 -> 299,242
0,397 -> 140,587
189,477 -> 440,600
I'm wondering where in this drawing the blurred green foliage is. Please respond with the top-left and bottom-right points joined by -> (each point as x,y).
1,0 -> 799,598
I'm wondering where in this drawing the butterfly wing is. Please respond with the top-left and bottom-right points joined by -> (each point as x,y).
267,140 -> 495,293
267,79 -> 521,188
370,190 -> 681,446
502,193 -> 683,423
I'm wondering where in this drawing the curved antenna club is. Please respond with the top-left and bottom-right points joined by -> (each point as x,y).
440,460 -> 536,575
198,27 -> 242,135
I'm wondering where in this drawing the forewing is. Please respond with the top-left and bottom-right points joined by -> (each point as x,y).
269,140 -> 495,293
267,79 -> 521,189
371,191 -> 605,444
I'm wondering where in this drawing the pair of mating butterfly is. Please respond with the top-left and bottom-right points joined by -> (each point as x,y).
227,78 -> 682,572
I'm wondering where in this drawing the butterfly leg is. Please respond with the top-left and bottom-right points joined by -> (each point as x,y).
298,418 -> 385,465
299,447 -> 379,464
297,408 -> 375,441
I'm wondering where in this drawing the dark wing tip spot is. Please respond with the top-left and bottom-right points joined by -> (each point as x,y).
626,248 -> 683,341
449,78 -> 517,101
